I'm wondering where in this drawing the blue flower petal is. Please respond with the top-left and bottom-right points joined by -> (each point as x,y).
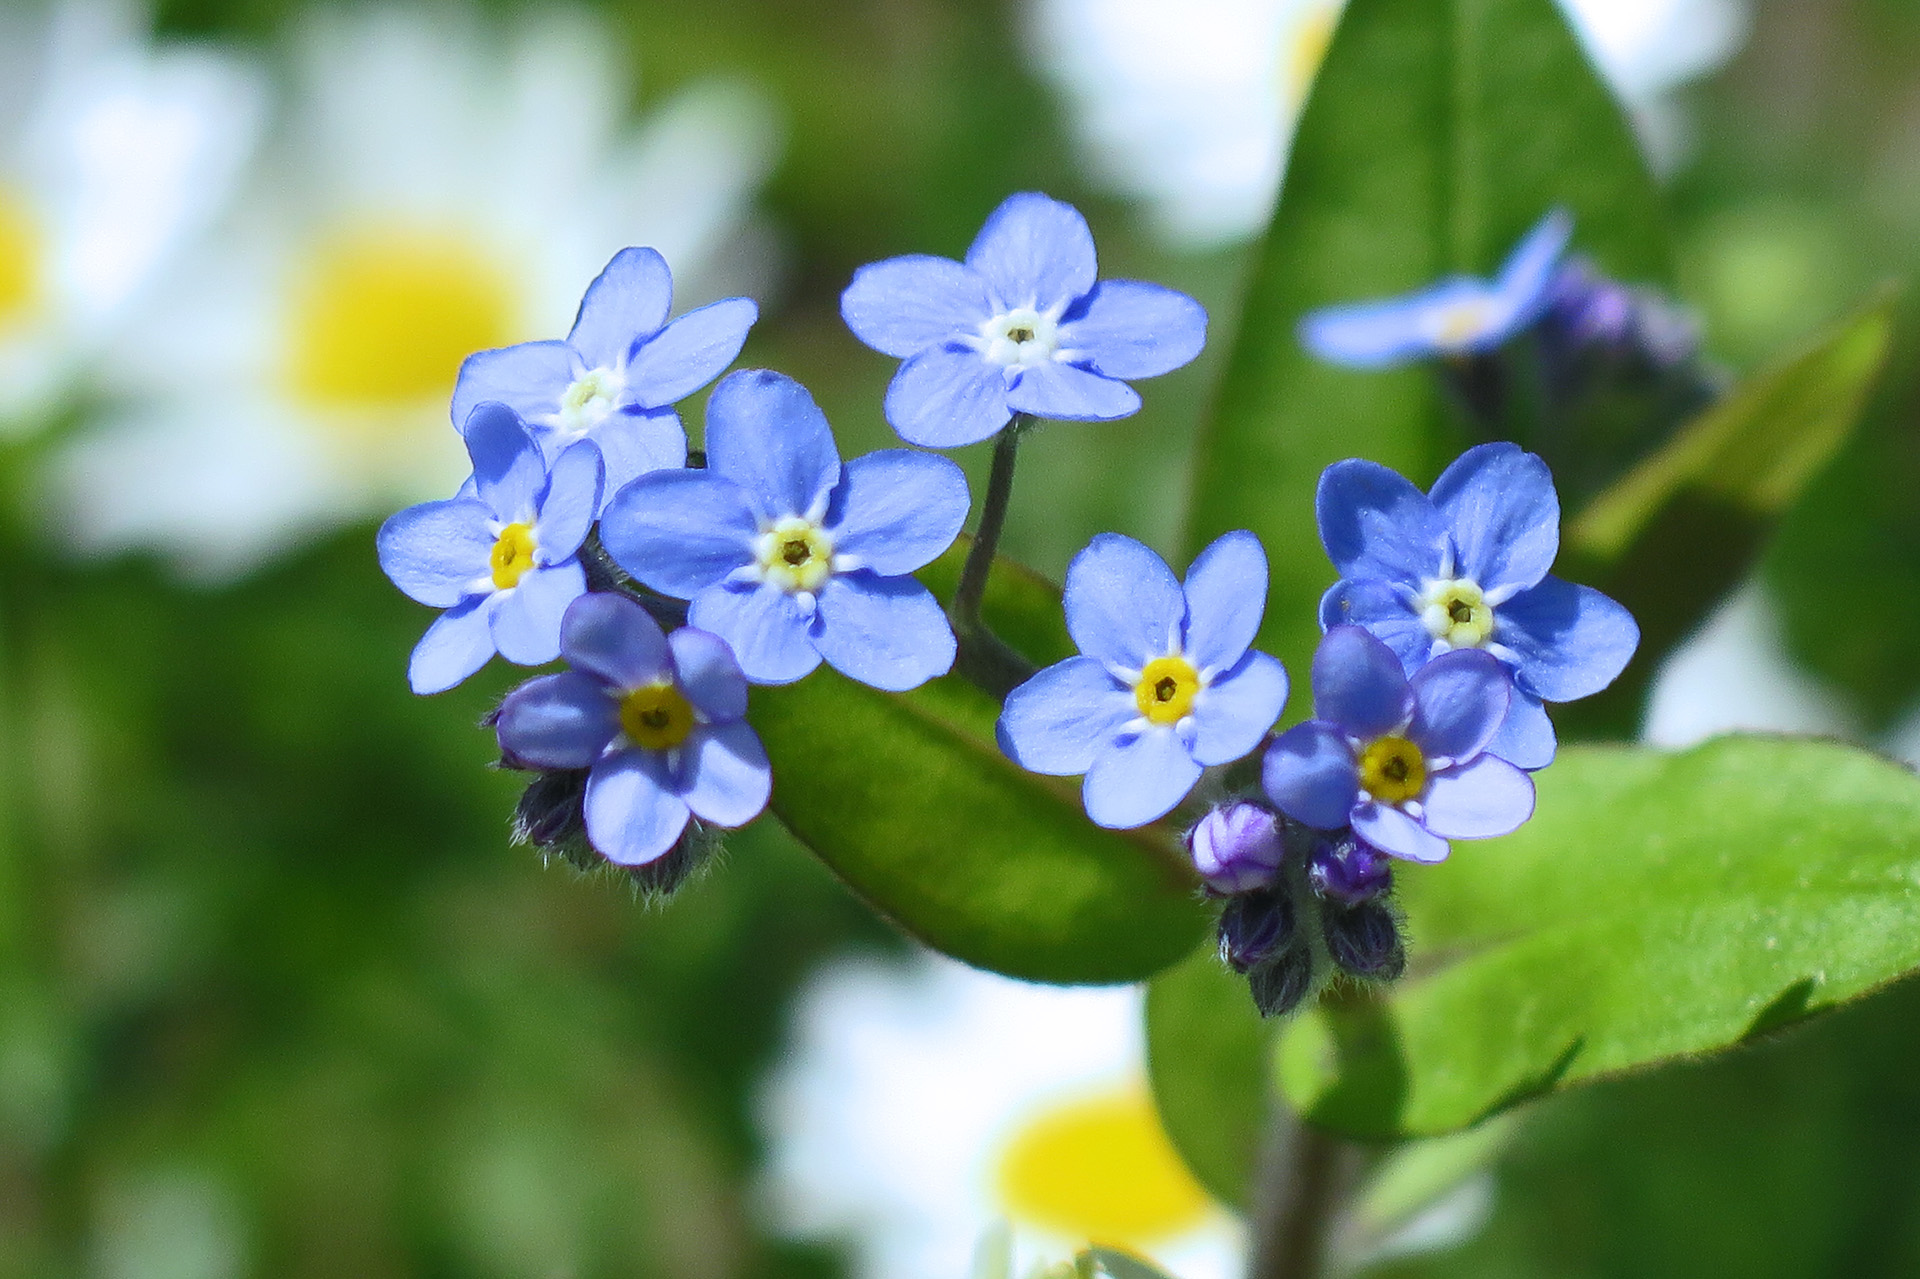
535,439 -> 603,561
1317,458 -> 1449,585
1261,720 -> 1359,829
451,341 -> 575,431
1189,651 -> 1288,767
584,749 -> 690,866
1352,802 -> 1449,863
679,721 -> 772,827
1496,576 -> 1639,702
408,594 -> 499,695
600,469 -> 757,600
592,406 -> 688,499
1493,209 -> 1574,318
812,573 -> 956,692
495,671 -> 620,769
1319,578 -> 1431,673
1313,626 -> 1414,739
688,583 -> 820,685
1488,688 -> 1556,770
705,369 -> 842,520
626,297 -> 758,409
1063,533 -> 1186,672
1058,280 -> 1206,380
964,192 -> 1097,311
1082,727 -> 1203,829
1181,529 -> 1268,675
996,656 -> 1135,776
1407,648 -> 1510,762
560,592 -> 672,690
883,345 -> 1012,448
1421,755 -> 1535,840
463,402 -> 547,525
490,559 -> 586,665
667,626 -> 748,722
1299,293 -> 1458,369
1005,361 -> 1141,421
1429,442 -> 1558,594
377,497 -> 493,607
568,246 -> 673,370
828,450 -> 970,576
842,255 -> 994,358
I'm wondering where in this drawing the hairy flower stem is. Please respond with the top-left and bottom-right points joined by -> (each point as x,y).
949,418 -> 1039,699
1246,1108 -> 1357,1279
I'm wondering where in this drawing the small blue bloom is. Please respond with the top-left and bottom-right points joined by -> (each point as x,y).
452,247 -> 757,502
1263,626 -> 1534,864
494,593 -> 771,866
1299,210 -> 1572,368
841,191 -> 1208,448
378,402 -> 602,694
599,369 -> 968,691
997,531 -> 1290,830
1317,441 -> 1639,769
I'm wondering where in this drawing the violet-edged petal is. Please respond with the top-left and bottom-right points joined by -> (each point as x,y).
1261,721 -> 1359,830
883,345 -> 1013,448
996,656 -> 1136,776
408,594 -> 498,695
1082,727 -> 1204,830
667,626 -> 749,722
1429,443 -> 1559,594
535,439 -> 604,562
841,255 -> 994,358
964,192 -> 1097,311
1488,689 -> 1556,771
1493,209 -> 1574,318
495,671 -> 621,770
811,573 -> 956,692
1495,576 -> 1639,702
377,498 -> 494,608
1188,651 -> 1289,767
1421,755 -> 1535,840
568,246 -> 673,369
626,297 -> 759,409
1313,626 -> 1414,740
1319,579 -> 1431,674
1407,648 -> 1510,762
1352,802 -> 1449,864
1182,529 -> 1269,675
599,469 -> 758,599
451,341 -> 575,430
593,406 -> 688,499
559,592 -> 672,690
1062,533 -> 1186,672
1316,459 -> 1448,584
1005,361 -> 1141,421
1058,279 -> 1207,380
490,559 -> 586,666
704,369 -> 842,520
1300,295 -> 1454,369
680,721 -> 772,827
827,450 -> 970,576
688,583 -> 821,686
463,401 -> 547,525
584,749 -> 690,866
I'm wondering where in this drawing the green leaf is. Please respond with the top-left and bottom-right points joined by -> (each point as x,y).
751,546 -> 1210,984
1144,941 -> 1270,1207
1184,0 -> 1670,698
1277,736 -> 1920,1139
1084,1247 -> 1184,1279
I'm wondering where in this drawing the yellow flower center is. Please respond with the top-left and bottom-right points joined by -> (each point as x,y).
1133,655 -> 1200,725
0,185 -> 43,331
996,1088 -> 1212,1251
1358,735 -> 1427,805
1417,577 -> 1494,649
1431,298 -> 1495,351
489,522 -> 537,590
619,682 -> 695,751
755,517 -> 835,593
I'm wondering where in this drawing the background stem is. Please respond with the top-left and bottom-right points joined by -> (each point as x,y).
1246,1107 -> 1355,1279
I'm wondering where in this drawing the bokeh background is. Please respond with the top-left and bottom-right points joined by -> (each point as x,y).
4,0 -> 1920,1275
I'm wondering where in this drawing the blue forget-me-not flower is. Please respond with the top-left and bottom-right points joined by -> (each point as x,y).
1263,626 -> 1534,864
841,191 -> 1208,448
378,402 -> 602,695
1317,441 -> 1639,769
1300,210 -> 1571,368
452,247 -> 757,501
494,593 -> 771,867
599,369 -> 969,691
997,530 -> 1289,830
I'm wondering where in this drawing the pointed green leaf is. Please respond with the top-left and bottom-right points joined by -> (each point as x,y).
1144,942 -> 1271,1207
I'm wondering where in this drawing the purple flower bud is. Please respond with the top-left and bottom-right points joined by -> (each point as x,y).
1188,802 -> 1287,894
1323,900 -> 1406,980
1308,830 -> 1394,905
1218,890 -> 1294,974
1249,946 -> 1315,1018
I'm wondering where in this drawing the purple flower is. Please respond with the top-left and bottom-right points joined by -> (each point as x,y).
841,191 -> 1207,447
494,593 -> 771,867
599,369 -> 968,691
1188,802 -> 1287,894
1299,210 -> 1571,368
378,403 -> 601,694
452,247 -> 757,503
1307,830 -> 1393,905
997,531 -> 1290,830
1318,442 -> 1638,769
1262,626 -> 1534,865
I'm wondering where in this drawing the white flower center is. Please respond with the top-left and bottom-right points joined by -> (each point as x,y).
557,365 -> 626,438
978,306 -> 1061,370
1417,577 -> 1495,650
753,516 -> 836,594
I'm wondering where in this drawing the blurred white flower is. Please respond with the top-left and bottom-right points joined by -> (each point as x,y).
51,7 -> 781,579
757,951 -> 1243,1279
1028,0 -> 1749,248
0,0 -> 263,427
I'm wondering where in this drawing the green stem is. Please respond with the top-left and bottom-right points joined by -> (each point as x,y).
1246,1108 -> 1355,1279
948,419 -> 1038,699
